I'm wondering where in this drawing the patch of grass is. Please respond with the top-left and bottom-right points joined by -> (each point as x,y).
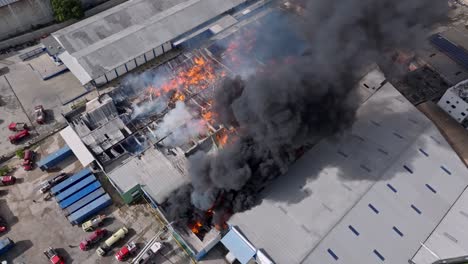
16,149 -> 25,159
0,166 -> 10,176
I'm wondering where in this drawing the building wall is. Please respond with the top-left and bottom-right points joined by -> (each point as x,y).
438,87 -> 468,128
0,0 -> 109,42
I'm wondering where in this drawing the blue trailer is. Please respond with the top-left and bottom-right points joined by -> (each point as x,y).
51,168 -> 92,195
59,181 -> 101,209
68,194 -> 112,225
55,175 -> 97,202
37,146 -> 73,171
64,188 -> 106,216
0,238 -> 14,255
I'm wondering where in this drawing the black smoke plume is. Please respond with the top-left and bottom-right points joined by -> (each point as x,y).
163,0 -> 448,222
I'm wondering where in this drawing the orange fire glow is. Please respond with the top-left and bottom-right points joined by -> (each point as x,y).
216,132 -> 229,147
146,56 -> 217,101
191,221 -> 203,234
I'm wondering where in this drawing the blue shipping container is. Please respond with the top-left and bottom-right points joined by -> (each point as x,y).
37,146 -> 73,171
68,194 -> 112,225
59,181 -> 101,209
55,175 -> 97,202
64,188 -> 106,216
51,168 -> 92,195
0,238 -> 14,255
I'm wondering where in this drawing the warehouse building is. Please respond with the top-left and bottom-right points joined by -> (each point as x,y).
47,0 -> 259,86
219,72 -> 468,264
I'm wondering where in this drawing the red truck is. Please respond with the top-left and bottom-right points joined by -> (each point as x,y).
0,176 -> 16,186
80,229 -> 108,251
9,129 -> 29,144
44,247 -> 65,264
8,122 -> 27,131
115,241 -> 137,261
23,150 -> 35,171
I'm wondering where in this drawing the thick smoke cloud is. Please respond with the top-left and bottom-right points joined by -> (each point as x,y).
165,0 -> 448,219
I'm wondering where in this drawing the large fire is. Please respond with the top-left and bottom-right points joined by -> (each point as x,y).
146,56 -> 217,102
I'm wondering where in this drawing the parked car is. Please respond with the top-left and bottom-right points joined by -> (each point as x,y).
43,247 -> 65,264
80,229 -> 108,251
82,215 -> 106,232
96,227 -> 128,256
8,122 -> 27,131
115,241 -> 137,261
34,105 -> 46,124
39,173 -> 68,194
23,150 -> 35,171
0,176 -> 16,186
0,217 -> 7,233
9,129 -> 29,144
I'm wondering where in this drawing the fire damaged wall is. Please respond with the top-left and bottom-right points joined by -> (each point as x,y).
162,0 -> 449,225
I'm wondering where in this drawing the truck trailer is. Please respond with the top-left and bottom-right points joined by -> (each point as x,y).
59,181 -> 101,209
55,175 -> 97,202
37,146 -> 73,171
51,168 -> 92,195
68,194 -> 112,225
64,188 -> 106,216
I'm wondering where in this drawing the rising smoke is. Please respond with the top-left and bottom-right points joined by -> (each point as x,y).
164,0 -> 448,221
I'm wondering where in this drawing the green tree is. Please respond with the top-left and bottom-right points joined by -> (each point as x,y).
51,0 -> 84,22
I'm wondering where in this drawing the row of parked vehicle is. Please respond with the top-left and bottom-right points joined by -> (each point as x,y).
78,215 -> 136,260
7,105 -> 46,144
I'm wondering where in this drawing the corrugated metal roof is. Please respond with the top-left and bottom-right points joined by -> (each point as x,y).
0,0 -> 19,8
52,0 -> 248,82
228,72 -> 468,264
221,227 -> 256,264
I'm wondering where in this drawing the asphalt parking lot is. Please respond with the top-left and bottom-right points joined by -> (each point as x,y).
0,133 -> 192,264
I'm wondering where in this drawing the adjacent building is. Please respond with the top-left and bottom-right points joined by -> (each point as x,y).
437,80 -> 468,129
219,72 -> 468,264
46,0 -> 256,86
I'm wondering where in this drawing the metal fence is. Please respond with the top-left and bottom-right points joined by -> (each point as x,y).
19,47 -> 45,61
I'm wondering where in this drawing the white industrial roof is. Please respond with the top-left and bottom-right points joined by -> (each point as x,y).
52,0 -> 247,83
411,187 -> 468,263
108,147 -> 190,202
228,78 -> 468,264
60,126 -> 95,167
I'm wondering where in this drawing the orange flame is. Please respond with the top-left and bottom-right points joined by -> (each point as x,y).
191,221 -> 203,234
146,56 -> 217,101
217,132 -> 228,147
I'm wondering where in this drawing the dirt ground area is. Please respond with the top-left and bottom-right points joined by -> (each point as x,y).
0,133 -> 193,264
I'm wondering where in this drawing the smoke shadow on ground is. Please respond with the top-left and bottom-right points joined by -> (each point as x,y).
4,239 -> 33,262
0,199 -> 18,228
260,92 -> 437,206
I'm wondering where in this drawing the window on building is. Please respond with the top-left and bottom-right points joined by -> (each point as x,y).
411,204 -> 422,214
403,165 -> 413,174
348,225 -> 360,236
368,203 -> 379,214
373,249 -> 385,261
418,148 -> 429,157
327,249 -> 339,260
425,184 -> 437,194
441,166 -> 452,175
387,183 -> 397,193
393,226 -> 404,237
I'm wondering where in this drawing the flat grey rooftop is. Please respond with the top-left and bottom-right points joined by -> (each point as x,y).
52,0 -> 247,82
108,146 -> 190,203
229,80 -> 468,263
